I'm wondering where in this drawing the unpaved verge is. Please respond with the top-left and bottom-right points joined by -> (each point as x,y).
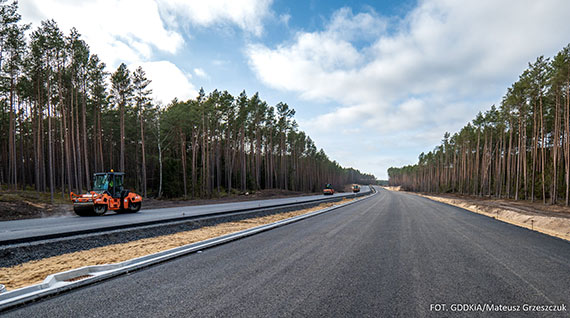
0,198 -> 354,291
0,191 -> 72,221
382,187 -> 570,241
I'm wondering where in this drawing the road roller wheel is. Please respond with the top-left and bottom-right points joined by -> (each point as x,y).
128,201 -> 141,213
74,205 -> 95,216
93,204 -> 108,216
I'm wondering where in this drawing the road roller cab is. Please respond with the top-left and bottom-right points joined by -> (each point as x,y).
70,171 -> 142,216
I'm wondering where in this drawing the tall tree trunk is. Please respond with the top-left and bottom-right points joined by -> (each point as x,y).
74,87 -> 83,193
120,99 -> 125,173
216,134 -> 221,195
8,77 -> 17,189
475,127 -> 480,195
506,118 -> 513,198
180,129 -> 187,198
201,110 -> 206,196
540,93 -> 546,204
552,91 -> 560,204
59,100 -> 65,199
98,109 -> 104,171
531,102 -> 538,202
515,114 -> 522,201
255,128 -> 261,189
47,75 -> 54,201
225,128 -> 233,194
565,76 -> 570,206
192,129 -> 198,198
157,119 -> 163,198
522,112 -> 528,199
70,87 -> 78,191
60,76 -> 73,195
140,104 -> 147,197
487,134 -> 490,196
82,85 -> 90,190
240,128 -> 246,192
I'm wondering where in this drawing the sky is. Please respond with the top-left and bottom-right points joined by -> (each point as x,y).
20,0 -> 570,179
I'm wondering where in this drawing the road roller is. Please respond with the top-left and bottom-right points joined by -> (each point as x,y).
70,170 -> 142,216
323,183 -> 335,195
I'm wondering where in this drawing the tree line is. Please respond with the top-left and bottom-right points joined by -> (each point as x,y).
0,1 -> 375,200
389,44 -> 570,205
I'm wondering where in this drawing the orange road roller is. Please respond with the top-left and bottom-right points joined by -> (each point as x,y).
323,183 -> 335,195
70,171 -> 142,216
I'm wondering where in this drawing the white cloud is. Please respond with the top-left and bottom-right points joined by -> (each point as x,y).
20,0 -> 184,68
279,14 -> 291,26
193,68 -> 208,78
19,1 -> 206,105
19,0 -> 273,106
134,61 -> 197,104
156,0 -> 273,36
247,1 -> 570,178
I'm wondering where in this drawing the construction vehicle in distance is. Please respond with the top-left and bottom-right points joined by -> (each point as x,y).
70,170 -> 142,216
323,183 -> 335,195
352,184 -> 361,193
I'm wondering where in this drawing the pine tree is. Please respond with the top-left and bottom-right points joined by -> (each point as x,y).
132,66 -> 152,197
110,63 -> 132,173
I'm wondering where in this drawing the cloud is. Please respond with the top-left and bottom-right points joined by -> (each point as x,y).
19,0 -> 273,105
19,1 -> 206,105
20,0 -> 184,68
134,61 -> 197,104
247,1 -> 570,178
193,68 -> 208,78
156,0 -> 273,36
279,14 -> 291,26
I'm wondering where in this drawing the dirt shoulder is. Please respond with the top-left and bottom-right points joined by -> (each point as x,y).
0,190 -> 72,221
382,187 -> 570,241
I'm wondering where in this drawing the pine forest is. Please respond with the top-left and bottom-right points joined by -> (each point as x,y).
389,44 -> 570,205
0,2 -> 375,200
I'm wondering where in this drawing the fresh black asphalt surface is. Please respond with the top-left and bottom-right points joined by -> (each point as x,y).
4,188 -> 570,317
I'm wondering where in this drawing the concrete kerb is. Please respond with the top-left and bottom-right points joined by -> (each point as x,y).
0,188 -> 378,312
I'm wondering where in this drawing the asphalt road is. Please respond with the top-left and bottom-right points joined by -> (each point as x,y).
0,187 -> 368,243
4,187 -> 570,317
